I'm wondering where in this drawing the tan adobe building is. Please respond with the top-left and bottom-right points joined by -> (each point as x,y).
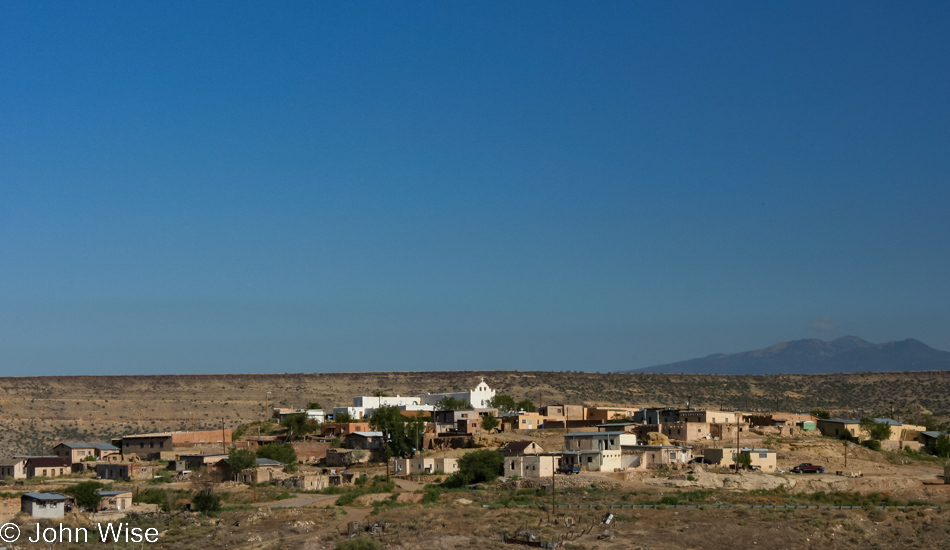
703,447 -> 778,471
96,490 -> 133,511
393,457 -> 459,476
539,404 -> 586,421
117,430 -> 232,459
26,457 -> 69,479
679,410 -> 742,424
586,407 -> 639,422
501,412 -> 545,431
0,458 -> 27,480
620,445 -> 693,470
815,419 -> 860,439
53,442 -> 120,464
504,454 -> 559,479
662,422 -> 712,443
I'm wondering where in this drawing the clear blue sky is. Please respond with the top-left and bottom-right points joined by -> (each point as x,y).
2,2 -> 949,375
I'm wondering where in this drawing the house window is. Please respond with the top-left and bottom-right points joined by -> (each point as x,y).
42,469 -> 47,476
759,453 -> 768,458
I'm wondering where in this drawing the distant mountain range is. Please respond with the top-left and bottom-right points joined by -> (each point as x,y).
627,336 -> 950,375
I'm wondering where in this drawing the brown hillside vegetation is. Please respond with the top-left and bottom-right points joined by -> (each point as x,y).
1,370 -> 948,456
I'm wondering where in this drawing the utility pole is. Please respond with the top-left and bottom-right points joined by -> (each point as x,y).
221,418 -> 227,454
551,455 -> 556,524
720,392 -> 724,411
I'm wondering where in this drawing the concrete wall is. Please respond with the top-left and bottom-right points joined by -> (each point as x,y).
22,499 -> 66,518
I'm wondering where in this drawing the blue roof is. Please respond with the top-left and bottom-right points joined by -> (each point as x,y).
23,492 -> 70,501
96,490 -> 131,496
58,442 -> 120,450
921,431 -> 945,439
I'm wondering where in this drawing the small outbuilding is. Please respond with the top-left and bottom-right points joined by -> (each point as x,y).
21,492 -> 72,518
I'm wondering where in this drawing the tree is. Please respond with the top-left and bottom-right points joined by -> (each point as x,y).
435,397 -> 472,411
63,481 -> 105,510
810,409 -> 831,420
516,399 -> 536,413
860,418 -> 892,442
445,449 -> 504,487
369,405 -> 427,459
488,395 -> 516,413
228,448 -> 258,475
481,413 -> 499,432
306,402 -> 322,410
735,452 -> 753,470
192,488 -> 221,515
334,412 -> 354,423
281,412 -> 319,438
256,443 -> 297,465
930,434 -> 950,458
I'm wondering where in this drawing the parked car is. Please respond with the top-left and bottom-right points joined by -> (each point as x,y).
791,463 -> 825,474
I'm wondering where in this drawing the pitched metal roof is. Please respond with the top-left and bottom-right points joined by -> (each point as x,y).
350,431 -> 384,438
27,457 -> 69,467
57,441 -> 119,450
23,492 -> 70,502
96,490 -> 132,496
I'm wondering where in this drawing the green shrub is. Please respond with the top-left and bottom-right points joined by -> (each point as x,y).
335,538 -> 381,550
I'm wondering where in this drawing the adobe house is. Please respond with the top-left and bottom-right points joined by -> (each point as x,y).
538,404 -> 585,421
217,458 -> 285,484
561,432 -> 637,472
393,457 -> 459,476
504,454 -> 560,479
53,442 -> 120,464
586,407 -> 639,423
500,412 -> 545,431
169,453 -> 228,471
679,410 -> 743,425
815,419 -> 861,439
96,463 -> 154,481
117,430 -> 232,459
620,445 -> 694,470
0,458 -> 27,479
21,492 -> 72,518
661,422 -> 712,443
703,447 -> 777,472
96,490 -> 133,511
25,457 -> 69,479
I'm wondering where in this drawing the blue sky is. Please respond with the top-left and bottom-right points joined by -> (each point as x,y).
2,2 -> 949,375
